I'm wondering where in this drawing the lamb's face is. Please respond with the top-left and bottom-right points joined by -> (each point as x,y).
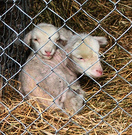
71,37 -> 103,77
31,25 -> 59,59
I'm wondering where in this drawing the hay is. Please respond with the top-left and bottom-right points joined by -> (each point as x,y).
1,0 -> 132,134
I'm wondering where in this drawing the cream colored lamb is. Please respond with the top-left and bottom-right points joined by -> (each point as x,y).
65,34 -> 107,77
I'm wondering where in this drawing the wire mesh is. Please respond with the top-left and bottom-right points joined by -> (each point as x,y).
0,0 -> 131,134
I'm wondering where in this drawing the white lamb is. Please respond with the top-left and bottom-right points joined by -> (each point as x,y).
24,23 -> 73,59
19,33 -> 107,113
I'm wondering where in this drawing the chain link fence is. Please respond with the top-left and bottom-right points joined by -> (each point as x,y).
0,0 -> 132,134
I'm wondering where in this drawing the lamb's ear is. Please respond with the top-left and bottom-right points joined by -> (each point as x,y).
93,36 -> 107,45
57,28 -> 73,47
24,31 -> 32,46
59,28 -> 73,41
64,42 -> 74,53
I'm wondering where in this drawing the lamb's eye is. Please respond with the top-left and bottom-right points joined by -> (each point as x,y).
78,57 -> 83,60
34,38 -> 38,41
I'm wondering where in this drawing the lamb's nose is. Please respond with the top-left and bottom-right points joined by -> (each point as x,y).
96,69 -> 103,75
45,51 -> 51,56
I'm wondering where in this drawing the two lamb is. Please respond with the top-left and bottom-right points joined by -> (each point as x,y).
19,23 -> 107,113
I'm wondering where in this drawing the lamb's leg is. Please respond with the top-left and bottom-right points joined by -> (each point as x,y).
63,84 -> 85,113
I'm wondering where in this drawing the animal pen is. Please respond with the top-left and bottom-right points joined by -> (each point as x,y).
0,0 -> 132,134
